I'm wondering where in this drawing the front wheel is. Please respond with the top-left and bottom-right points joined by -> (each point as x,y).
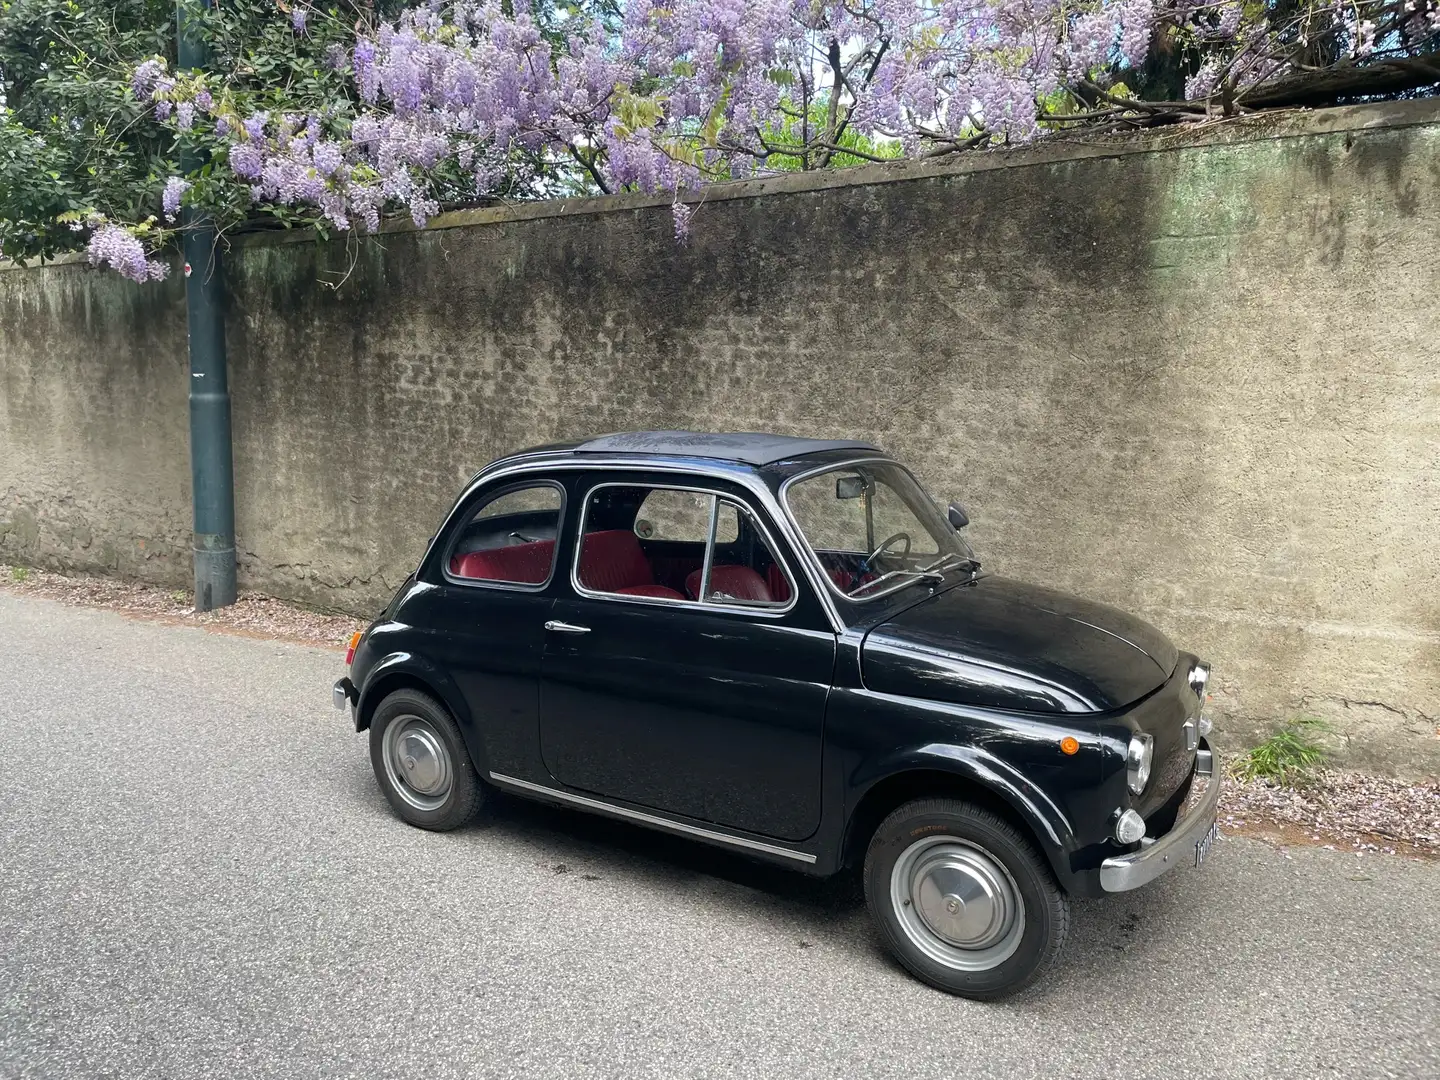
863,798 -> 1070,999
368,688 -> 485,831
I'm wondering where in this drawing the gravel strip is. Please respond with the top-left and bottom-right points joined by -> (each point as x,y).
1218,770 -> 1440,860
0,563 -> 360,649
5,562 -> 1437,859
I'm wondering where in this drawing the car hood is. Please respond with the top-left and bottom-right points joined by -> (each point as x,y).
861,575 -> 1179,715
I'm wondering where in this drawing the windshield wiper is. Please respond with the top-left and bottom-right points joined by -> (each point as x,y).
917,552 -> 980,576
847,553 -> 979,599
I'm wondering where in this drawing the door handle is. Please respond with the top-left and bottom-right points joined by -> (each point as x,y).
544,620 -> 592,635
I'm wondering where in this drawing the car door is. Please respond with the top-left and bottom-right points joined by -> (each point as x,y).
538,474 -> 836,843
424,478 -> 566,777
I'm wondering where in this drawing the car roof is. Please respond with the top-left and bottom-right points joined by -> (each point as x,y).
508,430 -> 882,468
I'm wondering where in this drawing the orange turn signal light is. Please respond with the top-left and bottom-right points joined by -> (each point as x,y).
1060,736 -> 1080,756
345,630 -> 362,666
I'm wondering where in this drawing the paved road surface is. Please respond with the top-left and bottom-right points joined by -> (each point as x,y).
1,593 -> 1436,1079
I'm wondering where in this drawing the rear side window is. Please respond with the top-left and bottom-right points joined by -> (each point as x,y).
449,482 -> 563,586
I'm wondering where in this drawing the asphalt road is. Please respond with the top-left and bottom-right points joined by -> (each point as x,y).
1,593 -> 1436,1080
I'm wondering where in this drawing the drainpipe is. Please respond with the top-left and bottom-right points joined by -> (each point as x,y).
178,0 -> 236,610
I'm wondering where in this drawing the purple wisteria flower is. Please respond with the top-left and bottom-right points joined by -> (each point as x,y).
671,202 -> 695,244
229,143 -> 264,180
131,59 -> 165,98
1185,60 -> 1222,101
354,40 -> 378,104
1119,0 -> 1155,67
162,177 -> 191,221
86,225 -> 168,283
105,0 -> 1378,286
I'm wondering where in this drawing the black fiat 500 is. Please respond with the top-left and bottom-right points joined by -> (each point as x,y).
334,431 -> 1220,999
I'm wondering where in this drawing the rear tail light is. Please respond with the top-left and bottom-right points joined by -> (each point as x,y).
345,630 -> 363,666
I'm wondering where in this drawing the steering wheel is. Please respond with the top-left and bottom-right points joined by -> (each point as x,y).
862,532 -> 911,572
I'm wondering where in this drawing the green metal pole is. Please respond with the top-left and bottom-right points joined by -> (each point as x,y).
178,0 -> 236,611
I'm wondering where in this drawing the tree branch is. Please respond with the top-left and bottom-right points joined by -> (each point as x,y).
816,37 -> 845,169
1236,51 -> 1440,108
566,143 -> 610,194
1075,79 -> 1210,114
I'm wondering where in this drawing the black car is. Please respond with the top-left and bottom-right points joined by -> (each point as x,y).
334,431 -> 1220,999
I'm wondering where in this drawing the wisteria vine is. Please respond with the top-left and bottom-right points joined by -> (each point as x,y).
82,0 -> 1440,280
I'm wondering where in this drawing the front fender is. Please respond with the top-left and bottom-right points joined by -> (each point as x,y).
355,651 -> 488,775
848,742 -> 1081,888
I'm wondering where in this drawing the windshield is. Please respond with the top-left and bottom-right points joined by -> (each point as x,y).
783,462 -> 975,601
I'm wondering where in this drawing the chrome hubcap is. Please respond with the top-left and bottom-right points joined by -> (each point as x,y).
891,837 -> 1025,971
382,715 -> 453,812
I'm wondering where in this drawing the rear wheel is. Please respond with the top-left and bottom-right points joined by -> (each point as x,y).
863,798 -> 1069,999
369,688 -> 485,831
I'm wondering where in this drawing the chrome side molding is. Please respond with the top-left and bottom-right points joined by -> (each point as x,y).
487,772 -> 819,865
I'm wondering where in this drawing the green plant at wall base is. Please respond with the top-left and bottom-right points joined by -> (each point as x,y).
10,566 -> 30,583
1228,716 -> 1334,786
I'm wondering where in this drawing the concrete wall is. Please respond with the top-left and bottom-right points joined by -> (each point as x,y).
3,101 -> 1438,774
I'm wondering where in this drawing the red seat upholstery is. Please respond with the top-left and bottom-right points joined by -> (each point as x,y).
451,540 -> 555,584
615,584 -> 685,600
686,566 -> 773,603
765,565 -> 792,602
578,529 -> 656,593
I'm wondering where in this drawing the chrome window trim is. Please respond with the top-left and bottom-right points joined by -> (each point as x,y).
421,456 -> 847,633
569,480 -> 799,618
441,478 -> 567,593
778,455 -> 957,608
487,772 -> 818,864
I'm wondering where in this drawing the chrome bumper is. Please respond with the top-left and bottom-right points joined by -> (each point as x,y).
1100,739 -> 1220,892
333,677 -> 355,712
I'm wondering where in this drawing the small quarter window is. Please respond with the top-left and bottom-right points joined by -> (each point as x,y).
690,499 -> 793,609
449,483 -> 563,586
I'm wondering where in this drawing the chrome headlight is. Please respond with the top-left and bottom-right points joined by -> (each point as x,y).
1188,661 -> 1211,700
1127,733 -> 1154,795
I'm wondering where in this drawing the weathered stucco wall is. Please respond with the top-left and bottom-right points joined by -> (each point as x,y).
2,102 -> 1438,774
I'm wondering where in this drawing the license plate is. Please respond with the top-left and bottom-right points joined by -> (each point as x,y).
1194,820 -> 1220,868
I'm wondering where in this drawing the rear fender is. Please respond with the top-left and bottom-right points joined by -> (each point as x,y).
356,652 -> 488,775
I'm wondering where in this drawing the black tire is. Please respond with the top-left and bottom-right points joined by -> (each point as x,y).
368,688 -> 485,831
863,798 -> 1070,1000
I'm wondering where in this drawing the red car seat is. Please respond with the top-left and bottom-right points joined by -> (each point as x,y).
451,540 -> 556,584
686,566 -> 774,603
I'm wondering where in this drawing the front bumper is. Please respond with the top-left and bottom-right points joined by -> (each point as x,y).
333,677 -> 356,712
1100,738 -> 1220,892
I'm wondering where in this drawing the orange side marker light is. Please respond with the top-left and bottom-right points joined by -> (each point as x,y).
1060,736 -> 1080,756
345,630 -> 362,666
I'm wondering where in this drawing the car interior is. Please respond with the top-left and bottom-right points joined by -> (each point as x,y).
448,482 -> 795,607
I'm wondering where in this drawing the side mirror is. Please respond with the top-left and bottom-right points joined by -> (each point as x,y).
836,476 -> 867,500
947,502 -> 969,530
